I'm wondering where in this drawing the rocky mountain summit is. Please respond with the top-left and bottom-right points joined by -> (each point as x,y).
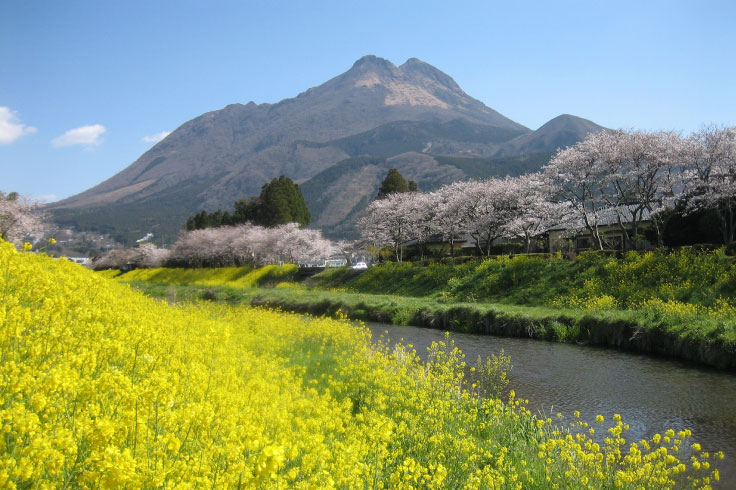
49,55 -> 603,243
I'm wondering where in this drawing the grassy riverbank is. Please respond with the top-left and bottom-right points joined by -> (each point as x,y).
127,281 -> 736,370
308,249 -> 736,313
115,248 -> 736,369
3,241 -> 724,488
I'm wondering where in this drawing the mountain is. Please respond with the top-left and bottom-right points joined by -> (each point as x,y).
48,55 -> 603,244
494,114 -> 605,156
300,151 -> 556,238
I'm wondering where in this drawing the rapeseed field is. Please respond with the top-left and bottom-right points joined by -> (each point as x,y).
1,240 -> 723,488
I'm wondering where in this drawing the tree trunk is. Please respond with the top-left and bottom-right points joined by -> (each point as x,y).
471,233 -> 483,256
484,231 -> 495,257
590,225 -> 605,250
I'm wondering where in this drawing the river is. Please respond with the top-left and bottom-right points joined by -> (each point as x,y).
366,323 -> 736,487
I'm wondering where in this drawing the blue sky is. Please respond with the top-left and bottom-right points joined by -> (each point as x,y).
1,0 -> 734,202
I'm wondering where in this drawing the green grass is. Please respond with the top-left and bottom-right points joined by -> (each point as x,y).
117,263 -> 298,288
307,249 -> 736,309
126,281 -> 736,369
110,248 -> 736,369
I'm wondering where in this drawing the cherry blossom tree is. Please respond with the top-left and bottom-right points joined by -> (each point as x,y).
401,192 -> 435,260
502,173 -> 568,253
359,192 -> 424,261
429,182 -> 473,257
601,130 -> 685,247
167,222 -> 337,268
543,134 -> 612,250
170,226 -> 243,267
0,191 -> 46,246
130,243 -> 171,268
458,179 -> 518,256
91,249 -> 136,270
544,129 -> 686,250
681,126 -> 736,243
275,223 -> 334,263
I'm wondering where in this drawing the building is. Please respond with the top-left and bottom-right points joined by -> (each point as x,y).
548,205 -> 653,253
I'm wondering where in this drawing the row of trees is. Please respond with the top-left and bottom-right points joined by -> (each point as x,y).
548,126 -> 736,248
359,174 -> 560,260
359,126 -> 736,258
93,222 -> 338,269
95,175 -> 324,269
186,176 -> 311,230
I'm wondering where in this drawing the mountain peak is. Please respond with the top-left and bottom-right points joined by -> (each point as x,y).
536,114 -> 604,134
401,57 -> 427,67
350,55 -> 396,71
399,57 -> 461,93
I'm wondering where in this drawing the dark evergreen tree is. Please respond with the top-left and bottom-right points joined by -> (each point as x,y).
186,210 -> 213,230
376,168 -> 409,199
408,180 -> 418,192
220,211 -> 232,227
254,175 -> 311,227
184,175 -> 310,230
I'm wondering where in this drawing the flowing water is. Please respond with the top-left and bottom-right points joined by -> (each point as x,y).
366,323 -> 736,487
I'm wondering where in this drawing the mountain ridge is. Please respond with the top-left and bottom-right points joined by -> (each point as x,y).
49,55 -> 604,244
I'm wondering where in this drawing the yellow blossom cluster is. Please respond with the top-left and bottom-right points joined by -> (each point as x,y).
119,263 -> 297,288
0,240 -> 723,488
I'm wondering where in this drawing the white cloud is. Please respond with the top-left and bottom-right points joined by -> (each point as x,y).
0,106 -> 37,145
52,124 -> 106,147
142,131 -> 171,143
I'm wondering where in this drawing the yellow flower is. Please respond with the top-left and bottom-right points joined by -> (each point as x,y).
48,237 -> 56,244
0,241 -> 723,490
22,241 -> 32,251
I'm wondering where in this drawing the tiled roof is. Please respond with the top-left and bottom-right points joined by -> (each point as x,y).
552,204 -> 652,230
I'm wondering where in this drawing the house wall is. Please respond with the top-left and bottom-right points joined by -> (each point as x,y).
549,222 -> 653,253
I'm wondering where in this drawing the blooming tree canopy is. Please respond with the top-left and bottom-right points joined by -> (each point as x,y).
459,178 -> 517,256
359,192 -> 425,261
0,191 -> 46,246
600,130 -> 686,246
543,134 -> 612,250
94,222 -> 340,269
544,130 -> 687,249
429,182 -> 473,257
502,173 -> 568,253
681,126 -> 736,243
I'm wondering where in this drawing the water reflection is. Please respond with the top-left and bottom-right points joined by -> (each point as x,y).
367,323 -> 736,486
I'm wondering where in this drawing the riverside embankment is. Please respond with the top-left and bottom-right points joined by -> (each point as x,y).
244,287 -> 736,370
115,248 -> 736,370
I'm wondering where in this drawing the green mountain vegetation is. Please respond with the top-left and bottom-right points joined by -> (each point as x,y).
305,119 -> 528,158
376,168 -> 410,198
434,152 -> 554,179
186,175 -> 310,230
